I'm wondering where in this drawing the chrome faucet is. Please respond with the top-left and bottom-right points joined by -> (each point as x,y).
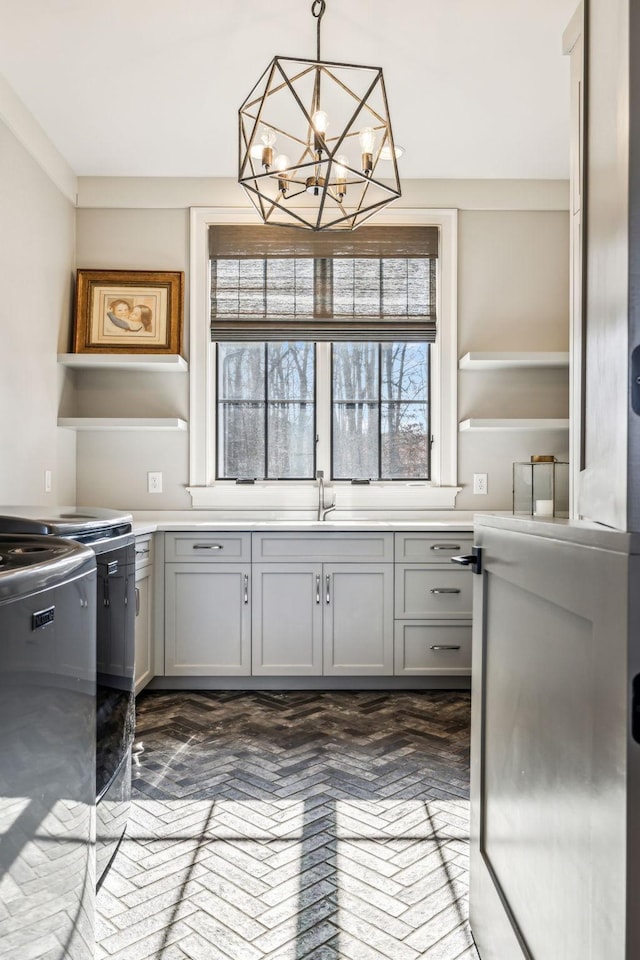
316,470 -> 336,521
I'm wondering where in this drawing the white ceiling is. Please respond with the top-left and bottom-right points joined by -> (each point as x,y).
0,0 -> 577,180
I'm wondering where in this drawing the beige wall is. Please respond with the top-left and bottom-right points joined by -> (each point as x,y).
74,208 -> 192,510
0,117 -> 77,505
72,181 -> 569,512
456,209 -> 570,510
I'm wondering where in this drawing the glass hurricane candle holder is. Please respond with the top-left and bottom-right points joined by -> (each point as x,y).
513,457 -> 569,518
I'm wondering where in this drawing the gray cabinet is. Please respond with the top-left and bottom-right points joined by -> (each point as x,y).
393,532 -> 472,676
323,563 -> 394,674
134,534 -> 154,694
160,528 -> 471,680
252,533 -> 394,676
165,562 -> 251,675
164,532 -> 251,675
252,563 -> 323,675
469,513 -> 640,960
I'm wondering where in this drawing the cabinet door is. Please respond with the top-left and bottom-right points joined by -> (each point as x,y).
252,563 -> 323,675
165,563 -> 250,675
134,565 -> 153,694
323,564 -> 394,675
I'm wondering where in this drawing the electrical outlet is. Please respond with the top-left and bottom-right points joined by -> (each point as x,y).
147,471 -> 163,494
473,473 -> 488,495
44,470 -> 52,493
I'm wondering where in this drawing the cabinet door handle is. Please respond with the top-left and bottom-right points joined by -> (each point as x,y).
316,574 -> 321,604
193,543 -> 224,550
244,574 -> 249,604
430,587 -> 461,595
430,644 -> 461,651
135,586 -> 140,616
430,543 -> 461,552
326,574 -> 331,604
450,547 -> 483,574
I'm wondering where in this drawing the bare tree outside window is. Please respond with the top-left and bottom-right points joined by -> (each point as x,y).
333,342 -> 430,480
217,342 -> 315,479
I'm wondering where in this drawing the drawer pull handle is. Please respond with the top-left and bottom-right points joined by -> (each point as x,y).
193,544 -> 224,550
430,588 -> 461,595
430,544 -> 461,551
135,587 -> 140,616
244,574 -> 249,604
316,574 -> 321,604
135,548 -> 149,557
430,644 -> 461,651
326,574 -> 331,604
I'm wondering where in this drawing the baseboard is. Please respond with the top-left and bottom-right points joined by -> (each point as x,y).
144,675 -> 471,691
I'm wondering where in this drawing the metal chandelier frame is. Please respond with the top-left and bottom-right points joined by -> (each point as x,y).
238,0 -> 401,231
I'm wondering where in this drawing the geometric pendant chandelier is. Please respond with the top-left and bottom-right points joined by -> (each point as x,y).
238,0 -> 401,231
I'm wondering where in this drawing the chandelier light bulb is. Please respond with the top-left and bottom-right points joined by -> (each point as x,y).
359,127 -> 375,175
379,143 -> 405,161
312,110 -> 329,156
334,154 -> 349,198
261,126 -> 278,147
312,110 -> 329,133
260,126 -> 277,169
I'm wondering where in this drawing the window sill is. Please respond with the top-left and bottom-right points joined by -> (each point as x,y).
187,483 -> 461,512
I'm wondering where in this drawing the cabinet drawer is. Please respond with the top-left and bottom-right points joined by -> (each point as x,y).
165,532 -> 250,562
134,534 -> 153,570
394,621 -> 471,675
252,532 -> 393,563
395,564 -> 472,618
395,532 -> 472,563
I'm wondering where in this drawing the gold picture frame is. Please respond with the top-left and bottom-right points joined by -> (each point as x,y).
73,269 -> 184,355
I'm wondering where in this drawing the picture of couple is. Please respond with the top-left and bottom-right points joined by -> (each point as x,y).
73,269 -> 184,355
106,298 -> 154,334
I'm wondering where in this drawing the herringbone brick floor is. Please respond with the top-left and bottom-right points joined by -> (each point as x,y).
97,691 -> 478,960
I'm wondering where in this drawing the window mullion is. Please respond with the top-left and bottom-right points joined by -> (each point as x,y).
316,342 -> 332,477
377,342 -> 382,481
264,342 -> 269,479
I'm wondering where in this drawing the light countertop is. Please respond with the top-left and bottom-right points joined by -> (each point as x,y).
130,511 -> 508,536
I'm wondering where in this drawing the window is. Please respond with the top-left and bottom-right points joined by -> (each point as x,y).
188,209 -> 458,510
216,339 -> 430,481
332,342 -> 430,480
217,341 -> 315,479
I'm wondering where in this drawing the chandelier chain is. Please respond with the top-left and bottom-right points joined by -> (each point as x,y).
311,0 -> 326,61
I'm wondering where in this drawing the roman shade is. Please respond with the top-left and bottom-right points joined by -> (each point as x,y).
209,224 -> 438,342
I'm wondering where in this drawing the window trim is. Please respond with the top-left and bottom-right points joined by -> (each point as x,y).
188,206 -> 459,512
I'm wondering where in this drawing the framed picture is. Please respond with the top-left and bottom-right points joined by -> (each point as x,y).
73,269 -> 184,355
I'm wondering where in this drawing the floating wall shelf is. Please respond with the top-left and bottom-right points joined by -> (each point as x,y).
57,418 -> 187,431
459,352 -> 570,371
58,354 -> 188,373
459,418 -> 570,432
